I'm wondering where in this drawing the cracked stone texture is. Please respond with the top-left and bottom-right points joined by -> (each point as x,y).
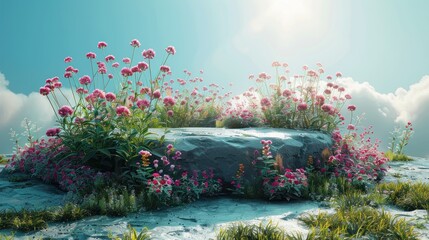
149,128 -> 332,181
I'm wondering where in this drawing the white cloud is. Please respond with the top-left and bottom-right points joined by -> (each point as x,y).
0,72 -> 56,153
339,76 -> 429,158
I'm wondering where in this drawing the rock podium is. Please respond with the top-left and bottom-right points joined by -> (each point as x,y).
150,128 -> 332,181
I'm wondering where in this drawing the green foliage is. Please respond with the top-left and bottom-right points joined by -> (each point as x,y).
109,225 -> 151,240
217,220 -> 304,240
377,181 -> 429,211
81,186 -> 139,216
300,207 -> 418,239
0,155 -> 7,165
385,150 -> 413,161
0,233 -> 15,240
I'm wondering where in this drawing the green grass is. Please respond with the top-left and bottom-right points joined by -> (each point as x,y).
300,207 -> 418,239
377,181 -> 429,211
385,150 -> 413,161
217,220 -> 304,240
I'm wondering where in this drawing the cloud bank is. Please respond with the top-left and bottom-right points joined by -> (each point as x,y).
340,76 -> 429,158
0,72 -> 56,153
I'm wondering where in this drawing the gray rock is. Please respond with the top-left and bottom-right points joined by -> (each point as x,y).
149,128 -> 332,181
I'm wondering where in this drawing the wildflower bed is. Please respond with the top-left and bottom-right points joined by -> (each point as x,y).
1,39 -> 420,239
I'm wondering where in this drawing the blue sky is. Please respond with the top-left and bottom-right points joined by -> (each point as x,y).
1,0 -> 429,156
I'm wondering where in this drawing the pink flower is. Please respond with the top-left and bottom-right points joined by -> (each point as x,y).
39,87 -> 51,96
105,55 -> 115,62
260,97 -> 271,107
64,56 -> 72,63
58,105 -> 74,117
116,106 -> 131,116
302,65 -> 309,71
338,87 -> 345,92
137,61 -> 149,71
105,92 -> 116,102
79,75 -> 92,85
160,65 -> 170,73
130,39 -> 141,47
139,150 -> 152,158
272,61 -> 281,67
54,82 -> 62,88
137,99 -> 150,110
163,96 -> 175,107
121,67 -> 133,77
165,46 -> 176,55
64,72 -> 73,78
345,94 -> 352,100
108,74 -> 114,79
112,62 -> 120,68
46,128 -> 61,137
122,57 -> 131,64
131,66 -> 142,73
282,89 -> 292,97
76,87 -> 87,95
167,110 -> 174,117
142,49 -> 155,59
324,89 -> 331,95
153,89 -> 161,99
347,124 -> 355,130
336,72 -> 342,78
297,102 -> 308,111
347,105 -> 356,111
86,52 -> 96,59
97,41 -> 107,49
321,104 -> 333,113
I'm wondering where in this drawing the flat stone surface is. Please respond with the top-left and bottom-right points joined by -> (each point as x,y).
150,128 -> 332,181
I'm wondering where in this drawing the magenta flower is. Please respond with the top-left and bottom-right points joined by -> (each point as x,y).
142,49 -> 155,59
112,62 -> 120,68
122,57 -> 131,64
272,61 -> 281,67
137,99 -> 150,110
160,65 -> 170,73
165,46 -> 176,55
139,150 -> 152,158
336,72 -> 342,77
39,86 -> 51,96
297,102 -> 308,111
92,89 -> 106,99
78,75 -> 92,85
347,124 -> 355,130
58,105 -> 74,117
46,128 -> 61,137
86,52 -> 96,59
282,89 -> 292,97
108,74 -> 114,79
131,66 -> 142,73
116,106 -> 131,116
153,89 -> 161,99
321,104 -> 333,113
347,105 -> 357,111
324,89 -> 331,95
97,41 -> 107,49
64,56 -> 72,63
76,87 -> 88,95
163,96 -> 175,107
345,94 -> 352,100
260,97 -> 272,108
64,72 -> 73,78
137,61 -> 149,71
105,55 -> 115,62
105,92 -> 116,102
54,82 -> 62,88
121,67 -> 133,77
130,39 -> 141,48
167,110 -> 174,117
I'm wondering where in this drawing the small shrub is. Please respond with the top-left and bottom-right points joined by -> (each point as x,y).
217,220 -> 303,240
108,225 -> 150,240
385,150 -> 413,161
377,181 -> 429,211
300,207 -> 418,239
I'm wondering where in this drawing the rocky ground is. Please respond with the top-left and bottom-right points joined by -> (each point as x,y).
0,157 -> 428,239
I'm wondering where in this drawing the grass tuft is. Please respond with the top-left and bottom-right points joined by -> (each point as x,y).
377,181 -> 429,211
